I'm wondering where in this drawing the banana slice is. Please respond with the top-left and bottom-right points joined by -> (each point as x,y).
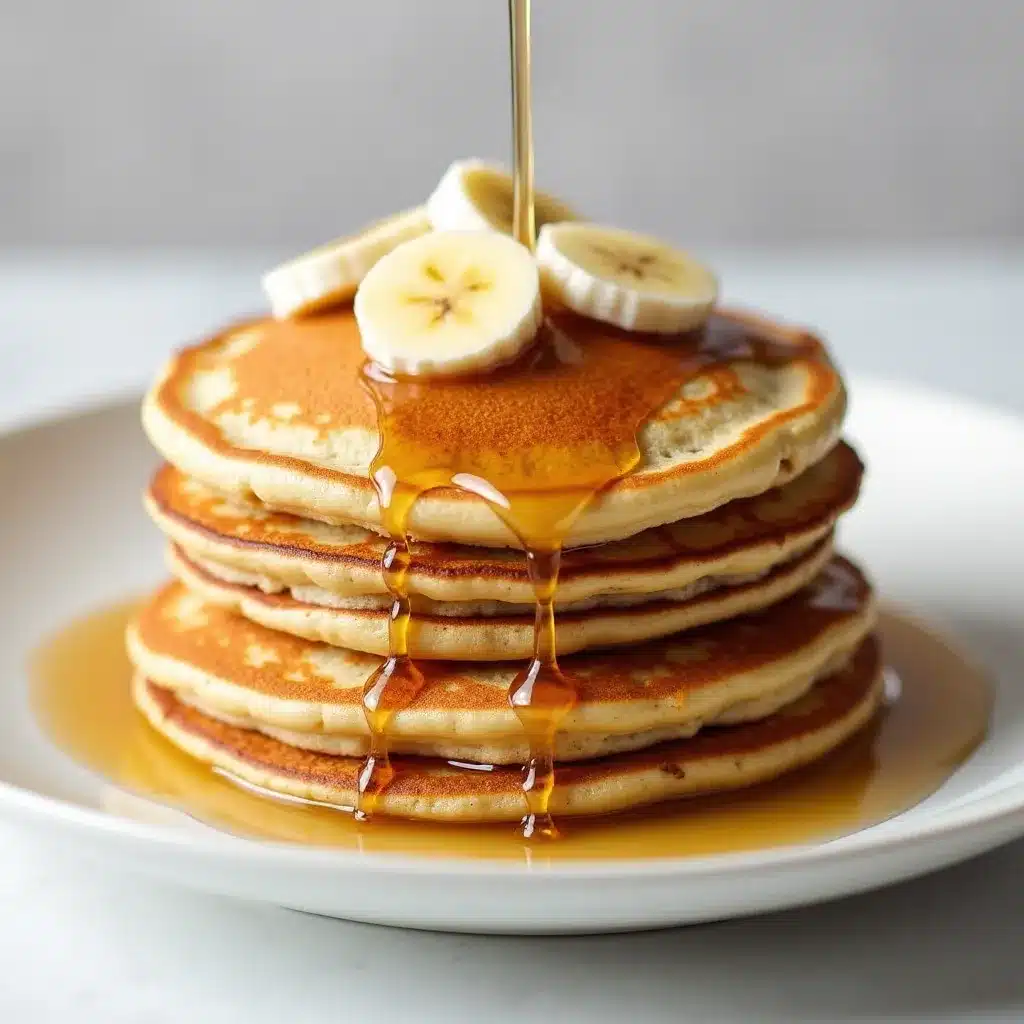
354,230 -> 542,377
426,159 -> 578,235
262,207 -> 431,319
536,223 -> 718,334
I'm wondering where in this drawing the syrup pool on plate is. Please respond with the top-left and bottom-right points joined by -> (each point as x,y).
31,599 -> 991,862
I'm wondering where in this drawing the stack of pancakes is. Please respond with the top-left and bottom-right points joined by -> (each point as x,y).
129,308 -> 880,823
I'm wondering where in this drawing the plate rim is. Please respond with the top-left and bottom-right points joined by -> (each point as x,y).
1,760 -> 1023,880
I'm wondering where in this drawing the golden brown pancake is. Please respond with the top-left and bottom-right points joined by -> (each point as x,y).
142,308 -> 845,548
146,441 -> 862,606
165,536 -> 836,660
126,556 -> 877,762
133,635 -> 883,822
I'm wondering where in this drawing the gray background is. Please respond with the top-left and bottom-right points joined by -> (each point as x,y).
3,0 -> 1022,247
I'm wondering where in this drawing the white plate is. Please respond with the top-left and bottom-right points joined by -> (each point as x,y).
0,378 -> 1022,935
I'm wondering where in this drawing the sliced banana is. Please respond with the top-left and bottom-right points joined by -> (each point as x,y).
536,223 -> 718,334
354,230 -> 542,377
262,207 -> 431,319
426,159 -> 578,235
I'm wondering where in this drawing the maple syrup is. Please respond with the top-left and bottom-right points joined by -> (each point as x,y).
357,310 -> 831,837
352,5 -> 842,837
30,599 -> 991,862
509,0 -> 535,251
356,0 -> 566,836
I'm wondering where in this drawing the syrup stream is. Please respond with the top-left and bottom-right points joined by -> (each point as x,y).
509,0 -> 535,251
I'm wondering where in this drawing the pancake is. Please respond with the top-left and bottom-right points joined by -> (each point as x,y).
179,548 -> 795,615
179,544 -> 822,619
142,307 -> 846,548
173,671 -> 834,763
166,535 -> 836,660
146,441 -> 862,606
126,556 -> 877,763
133,635 -> 883,822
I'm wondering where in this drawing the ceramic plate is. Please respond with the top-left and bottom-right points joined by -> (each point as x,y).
0,379 -> 1022,934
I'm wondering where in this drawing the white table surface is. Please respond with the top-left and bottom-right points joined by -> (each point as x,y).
1,249 -> 1022,1023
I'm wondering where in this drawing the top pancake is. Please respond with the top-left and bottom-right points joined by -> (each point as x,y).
143,306 -> 846,548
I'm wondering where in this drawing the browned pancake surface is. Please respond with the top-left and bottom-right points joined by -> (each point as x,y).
155,310 -> 838,495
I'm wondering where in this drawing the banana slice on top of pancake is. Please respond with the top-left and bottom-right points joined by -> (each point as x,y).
426,158 -> 578,235
262,207 -> 432,318
354,230 -> 542,377
536,222 -> 718,334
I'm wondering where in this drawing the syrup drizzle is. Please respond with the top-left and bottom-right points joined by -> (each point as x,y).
358,347 -> 618,836
504,0 -> 569,837
354,473 -> 426,820
357,319 -> 826,835
353,0 -> 829,836
509,546 -> 571,837
357,0 -> 563,836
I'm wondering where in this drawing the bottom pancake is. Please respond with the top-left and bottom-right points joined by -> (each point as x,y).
133,636 -> 882,823
169,664 -> 843,763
